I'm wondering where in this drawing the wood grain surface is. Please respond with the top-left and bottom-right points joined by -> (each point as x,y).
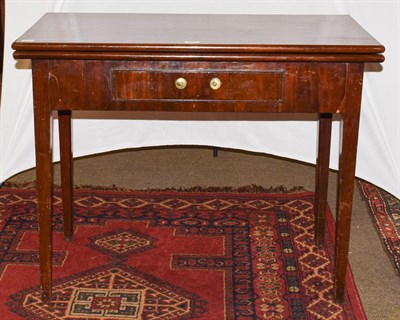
13,13 -> 384,62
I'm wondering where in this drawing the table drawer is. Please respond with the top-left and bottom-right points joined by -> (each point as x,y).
112,69 -> 283,103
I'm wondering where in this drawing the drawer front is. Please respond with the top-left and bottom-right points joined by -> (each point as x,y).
112,69 -> 283,103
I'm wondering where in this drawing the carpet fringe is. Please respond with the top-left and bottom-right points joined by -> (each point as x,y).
1,181 -> 305,194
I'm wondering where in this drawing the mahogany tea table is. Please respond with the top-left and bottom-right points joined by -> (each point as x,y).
12,13 -> 384,302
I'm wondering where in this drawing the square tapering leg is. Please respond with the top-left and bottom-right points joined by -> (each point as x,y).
315,113 -> 333,246
334,63 -> 364,303
58,110 -> 74,241
33,60 -> 53,301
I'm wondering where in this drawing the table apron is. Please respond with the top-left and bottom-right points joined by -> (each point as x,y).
47,60 -> 348,113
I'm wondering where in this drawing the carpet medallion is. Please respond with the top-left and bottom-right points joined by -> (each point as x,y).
0,188 -> 365,319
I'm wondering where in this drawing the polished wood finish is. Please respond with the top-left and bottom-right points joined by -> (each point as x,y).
32,59 -> 53,302
112,68 -> 284,102
12,14 -> 384,55
58,110 -> 73,241
12,13 -> 384,303
46,61 -> 347,113
315,114 -> 333,246
335,63 -> 364,300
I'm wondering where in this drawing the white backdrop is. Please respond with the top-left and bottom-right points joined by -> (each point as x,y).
1,1 -> 399,198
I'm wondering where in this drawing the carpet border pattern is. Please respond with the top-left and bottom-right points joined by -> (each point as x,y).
358,179 -> 400,275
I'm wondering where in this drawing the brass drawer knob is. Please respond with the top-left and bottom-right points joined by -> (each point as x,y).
175,77 -> 187,89
210,78 -> 222,90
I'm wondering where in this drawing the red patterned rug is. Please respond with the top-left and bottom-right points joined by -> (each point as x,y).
358,180 -> 400,275
0,187 -> 365,319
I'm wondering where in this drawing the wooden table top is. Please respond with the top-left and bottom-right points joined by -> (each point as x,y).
13,13 -> 384,55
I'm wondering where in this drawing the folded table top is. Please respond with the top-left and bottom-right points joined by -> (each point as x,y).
12,13 -> 384,61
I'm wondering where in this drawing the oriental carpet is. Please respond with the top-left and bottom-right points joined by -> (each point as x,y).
358,180 -> 400,275
0,187 -> 365,319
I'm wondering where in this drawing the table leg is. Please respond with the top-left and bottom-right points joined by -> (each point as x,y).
315,113 -> 332,246
32,60 -> 53,301
334,63 -> 364,303
58,110 -> 73,241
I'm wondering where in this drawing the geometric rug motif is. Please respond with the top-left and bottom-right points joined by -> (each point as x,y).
0,188 -> 366,319
8,264 -> 206,320
358,179 -> 400,275
88,229 -> 158,258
